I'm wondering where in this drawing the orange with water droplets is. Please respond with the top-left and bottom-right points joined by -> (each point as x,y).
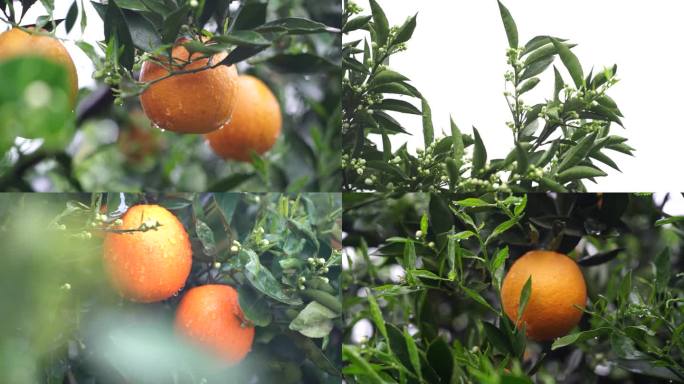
205,75 -> 282,161
0,28 -> 79,106
139,38 -> 239,134
103,204 -> 192,302
175,285 -> 254,364
501,250 -> 587,341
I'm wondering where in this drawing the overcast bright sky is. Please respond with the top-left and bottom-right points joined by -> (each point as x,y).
351,0 -> 684,192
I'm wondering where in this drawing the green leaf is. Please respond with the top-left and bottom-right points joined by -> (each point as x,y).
374,99 -> 421,115
214,193 -> 240,223
536,140 -> 559,168
557,132 -> 598,172
160,4 -> 189,44
427,338 -> 453,383
461,286 -> 496,313
194,219 -> 216,256
552,328 -> 610,350
394,14 -> 417,44
471,127 -> 487,174
538,177 -> 568,192
487,217 -> 518,244
517,277 -> 532,325
241,249 -> 303,305
446,158 -> 460,187
497,1 -> 518,48
553,66 -> 564,100
655,216 -> 684,226
420,212 -> 429,236
520,56 -> 554,81
215,30 -> 271,46
371,69 -> 409,87
483,322 -> 513,355
450,117 -> 464,166
551,37 -> 583,88
367,290 -> 388,341
455,198 -> 492,207
515,143 -> 528,174
556,165 -> 607,184
342,345 -> 385,384
289,301 -> 338,338
491,246 -> 509,288
422,98 -> 434,147
403,240 -> 417,269
343,15 -> 372,33
517,78 -> 540,95
368,0 -> 389,45
256,17 -> 330,35
238,286 -> 272,327
301,289 -> 342,314
232,1 -> 266,30
404,327 -> 422,380
121,9 -> 163,52
65,0 -> 78,33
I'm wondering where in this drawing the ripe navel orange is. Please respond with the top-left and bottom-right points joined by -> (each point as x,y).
501,250 -> 586,341
175,285 -> 254,364
103,204 -> 192,302
0,28 -> 78,106
139,39 -> 238,134
205,75 -> 282,162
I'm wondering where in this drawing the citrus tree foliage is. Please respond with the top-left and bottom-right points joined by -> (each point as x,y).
342,193 -> 684,383
342,0 -> 634,193
0,192 -> 342,383
0,0 -> 341,192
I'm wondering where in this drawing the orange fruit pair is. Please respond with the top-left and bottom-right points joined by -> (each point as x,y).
103,205 -> 253,364
501,250 -> 587,341
138,38 -> 281,161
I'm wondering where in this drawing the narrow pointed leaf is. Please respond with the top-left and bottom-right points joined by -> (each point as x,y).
497,1 -> 518,48
551,37 -> 583,88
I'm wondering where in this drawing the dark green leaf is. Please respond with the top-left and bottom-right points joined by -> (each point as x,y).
241,249 -> 302,305
422,98 -> 434,147
483,322 -> 513,355
368,0 -> 389,45
471,127 -> 487,174
556,165 -> 606,184
373,99 -> 421,115
343,15 -> 371,33
497,1 -> 518,48
551,37 -> 583,88
394,13 -> 417,44
557,132 -> 597,172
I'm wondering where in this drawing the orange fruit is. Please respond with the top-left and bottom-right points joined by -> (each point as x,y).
0,28 -> 78,106
501,250 -> 586,341
139,39 -> 238,134
205,75 -> 282,162
175,285 -> 254,364
103,204 -> 192,302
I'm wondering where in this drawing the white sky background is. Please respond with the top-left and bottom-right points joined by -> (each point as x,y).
350,0 -> 684,192
1,1 -> 104,88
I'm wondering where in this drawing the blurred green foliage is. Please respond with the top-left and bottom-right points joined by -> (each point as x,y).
0,192 -> 343,383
